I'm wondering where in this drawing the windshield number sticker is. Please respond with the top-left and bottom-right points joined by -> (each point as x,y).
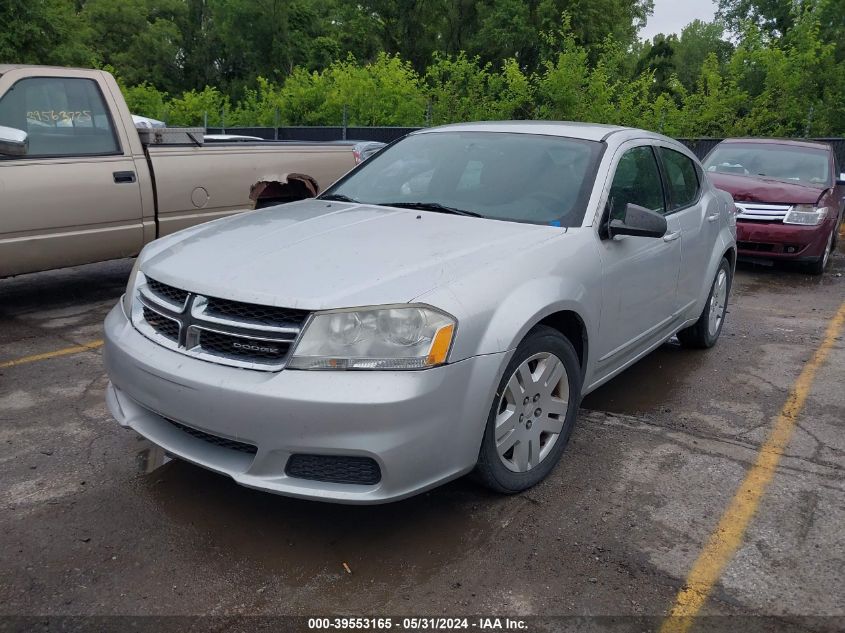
27,110 -> 92,124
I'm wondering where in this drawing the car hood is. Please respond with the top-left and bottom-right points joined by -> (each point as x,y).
707,172 -> 825,205
142,199 -> 561,310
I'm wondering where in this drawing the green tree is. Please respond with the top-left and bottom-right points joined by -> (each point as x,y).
0,0 -> 92,66
673,20 -> 734,90
81,0 -> 186,92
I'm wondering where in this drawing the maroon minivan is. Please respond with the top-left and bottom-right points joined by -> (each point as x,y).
703,139 -> 843,274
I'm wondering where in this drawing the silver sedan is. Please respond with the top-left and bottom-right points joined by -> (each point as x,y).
104,122 -> 737,503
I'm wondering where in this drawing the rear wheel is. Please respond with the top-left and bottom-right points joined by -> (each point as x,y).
474,326 -> 582,494
677,257 -> 731,349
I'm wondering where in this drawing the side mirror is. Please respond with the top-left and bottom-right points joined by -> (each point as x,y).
608,203 -> 667,239
0,125 -> 28,156
836,173 -> 845,186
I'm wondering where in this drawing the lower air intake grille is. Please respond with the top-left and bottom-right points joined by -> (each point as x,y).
166,418 -> 257,455
285,454 -> 381,485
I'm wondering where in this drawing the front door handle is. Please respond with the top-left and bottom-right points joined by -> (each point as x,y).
707,213 -> 720,223
663,231 -> 681,242
113,171 -> 136,184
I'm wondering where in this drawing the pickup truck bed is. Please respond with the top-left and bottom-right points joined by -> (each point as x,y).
0,65 -> 372,278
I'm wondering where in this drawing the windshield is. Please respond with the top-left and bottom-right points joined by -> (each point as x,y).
322,131 -> 604,227
703,143 -> 830,187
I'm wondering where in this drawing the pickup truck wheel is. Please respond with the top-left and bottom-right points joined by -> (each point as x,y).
677,257 -> 731,349
474,326 -> 582,494
806,229 -> 834,275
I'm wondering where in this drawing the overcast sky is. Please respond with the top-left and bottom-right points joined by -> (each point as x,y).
640,0 -> 718,40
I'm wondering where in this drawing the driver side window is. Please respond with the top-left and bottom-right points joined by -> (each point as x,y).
608,146 -> 665,221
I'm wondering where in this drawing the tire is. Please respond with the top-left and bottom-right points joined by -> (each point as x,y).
806,228 -> 835,276
474,325 -> 582,494
677,257 -> 732,349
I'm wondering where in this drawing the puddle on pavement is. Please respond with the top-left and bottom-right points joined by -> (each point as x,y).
136,440 -> 507,593
135,441 -> 173,474
581,341 -> 690,415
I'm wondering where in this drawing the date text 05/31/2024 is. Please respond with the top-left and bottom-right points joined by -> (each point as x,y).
307,617 -> 529,630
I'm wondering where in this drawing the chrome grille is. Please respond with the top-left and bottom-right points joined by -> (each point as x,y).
195,328 -> 290,363
145,278 -> 189,309
131,274 -> 307,371
734,202 -> 791,222
142,306 -> 180,341
204,297 -> 308,329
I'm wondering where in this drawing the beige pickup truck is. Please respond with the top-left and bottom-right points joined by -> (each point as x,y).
0,65 -> 377,278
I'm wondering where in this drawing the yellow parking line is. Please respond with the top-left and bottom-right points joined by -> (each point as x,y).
0,340 -> 104,369
660,301 -> 845,633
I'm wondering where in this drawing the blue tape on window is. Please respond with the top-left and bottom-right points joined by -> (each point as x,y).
549,220 -> 562,227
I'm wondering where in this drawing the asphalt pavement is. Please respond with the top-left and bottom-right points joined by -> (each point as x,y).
0,241 -> 843,632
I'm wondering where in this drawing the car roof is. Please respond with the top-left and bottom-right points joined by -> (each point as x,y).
718,137 -> 831,151
416,121 -> 635,143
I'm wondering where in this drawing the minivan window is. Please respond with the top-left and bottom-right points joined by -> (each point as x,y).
660,147 -> 699,210
0,77 -> 120,157
703,143 -> 830,187
323,131 -> 604,227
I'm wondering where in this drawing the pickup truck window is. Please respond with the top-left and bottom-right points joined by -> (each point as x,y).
659,147 -> 700,210
703,143 -> 830,187
323,131 -> 603,227
0,77 -> 120,157
608,146 -> 666,220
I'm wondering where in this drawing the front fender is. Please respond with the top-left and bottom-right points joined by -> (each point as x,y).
416,271 -> 601,365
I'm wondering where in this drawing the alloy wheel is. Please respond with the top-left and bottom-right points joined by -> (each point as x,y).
708,268 -> 728,338
821,230 -> 834,270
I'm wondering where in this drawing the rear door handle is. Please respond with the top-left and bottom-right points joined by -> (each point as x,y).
663,231 -> 681,242
707,213 -> 720,223
113,171 -> 136,184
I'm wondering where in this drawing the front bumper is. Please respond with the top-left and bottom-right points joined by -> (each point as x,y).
736,220 -> 833,261
104,304 -> 507,504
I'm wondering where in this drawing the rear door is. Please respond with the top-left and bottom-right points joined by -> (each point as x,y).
656,145 -> 713,314
594,143 -> 681,372
0,73 -> 144,276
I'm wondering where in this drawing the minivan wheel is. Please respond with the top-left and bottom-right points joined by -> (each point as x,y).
474,325 -> 582,494
677,257 -> 732,349
806,229 -> 834,276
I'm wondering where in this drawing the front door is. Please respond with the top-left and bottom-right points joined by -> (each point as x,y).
595,143 -> 681,372
0,75 -> 144,276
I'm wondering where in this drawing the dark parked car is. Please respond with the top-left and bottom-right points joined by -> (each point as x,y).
703,138 -> 843,274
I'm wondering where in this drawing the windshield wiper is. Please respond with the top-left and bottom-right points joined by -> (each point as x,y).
377,201 -> 483,218
320,193 -> 359,203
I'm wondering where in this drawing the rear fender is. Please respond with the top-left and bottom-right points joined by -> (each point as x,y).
250,174 -> 319,209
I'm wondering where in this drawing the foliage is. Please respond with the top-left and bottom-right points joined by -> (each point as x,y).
3,0 -> 845,136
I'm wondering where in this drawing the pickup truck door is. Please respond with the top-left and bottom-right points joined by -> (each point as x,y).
594,143 -> 681,374
655,145 -> 715,316
0,73 -> 145,277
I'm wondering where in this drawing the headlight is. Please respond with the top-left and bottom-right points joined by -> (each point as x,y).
122,258 -> 142,316
784,205 -> 828,226
288,305 -> 456,370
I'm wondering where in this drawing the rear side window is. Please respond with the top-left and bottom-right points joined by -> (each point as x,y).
608,146 -> 665,219
0,77 -> 120,157
659,147 -> 700,210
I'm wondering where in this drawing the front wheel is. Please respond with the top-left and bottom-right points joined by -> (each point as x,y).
677,257 -> 732,349
806,228 -> 835,276
474,326 -> 582,494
